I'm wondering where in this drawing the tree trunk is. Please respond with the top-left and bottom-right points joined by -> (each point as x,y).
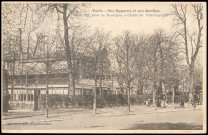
99,76 -> 102,96
93,78 -> 97,114
68,74 -> 71,97
3,69 -> 9,113
140,79 -> 143,95
159,40 -> 164,97
19,28 -> 23,61
153,42 -> 158,107
164,82 -> 166,108
137,78 -> 143,95
172,86 -> 175,108
72,76 -> 76,105
153,82 -> 157,107
189,65 -> 195,103
99,61 -> 103,96
127,81 -> 131,112
127,89 -> 131,112
62,4 -> 73,99
46,62 -> 49,118
27,35 -> 30,59
11,78 -> 14,102
159,80 -> 162,96
11,61 -> 15,102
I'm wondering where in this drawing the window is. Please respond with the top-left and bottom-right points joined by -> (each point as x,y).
28,94 -> 31,101
21,94 -> 24,101
24,94 -> 26,101
13,94 -> 16,101
58,89 -> 61,94
49,89 -> 52,94
76,89 -> 81,95
63,89 -> 68,95
16,93 -> 19,101
31,94 -> 33,101
85,89 -> 89,95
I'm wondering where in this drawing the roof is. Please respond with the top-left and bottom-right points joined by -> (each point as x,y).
9,83 -> 93,90
7,61 -> 69,75
9,79 -> 112,89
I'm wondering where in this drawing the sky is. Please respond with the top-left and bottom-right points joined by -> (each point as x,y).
2,2 -> 205,69
82,2 -> 204,66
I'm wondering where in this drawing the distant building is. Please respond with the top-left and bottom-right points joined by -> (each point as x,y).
6,53 -> 113,110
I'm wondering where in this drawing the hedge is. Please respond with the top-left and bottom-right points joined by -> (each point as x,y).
39,93 -> 190,110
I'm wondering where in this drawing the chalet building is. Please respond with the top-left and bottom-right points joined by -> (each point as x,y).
6,52 -> 113,110
8,75 -> 112,110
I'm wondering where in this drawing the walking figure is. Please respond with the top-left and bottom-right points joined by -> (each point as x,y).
163,94 -> 166,108
148,98 -> 151,107
146,99 -> 150,107
180,97 -> 184,108
193,93 -> 197,109
145,100 -> 148,106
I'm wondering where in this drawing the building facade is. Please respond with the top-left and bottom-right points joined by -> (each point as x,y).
6,52 -> 113,110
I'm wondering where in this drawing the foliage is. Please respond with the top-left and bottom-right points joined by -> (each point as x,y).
39,93 -> 190,110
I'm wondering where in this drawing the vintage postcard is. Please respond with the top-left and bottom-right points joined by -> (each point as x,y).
1,1 -> 207,133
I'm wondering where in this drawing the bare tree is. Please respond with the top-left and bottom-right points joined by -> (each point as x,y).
172,4 -> 203,102
84,30 -> 111,114
133,34 -> 149,95
115,31 -> 138,112
2,3 -> 46,105
35,3 -> 89,104
145,29 -> 181,107
28,31 -> 63,117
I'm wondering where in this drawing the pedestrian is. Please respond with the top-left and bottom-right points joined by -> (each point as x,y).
148,98 -> 151,107
157,97 -> 161,107
180,97 -> 184,108
146,99 -> 150,107
163,94 -> 166,108
193,93 -> 197,109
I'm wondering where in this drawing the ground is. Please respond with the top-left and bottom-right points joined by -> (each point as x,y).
2,104 -> 204,132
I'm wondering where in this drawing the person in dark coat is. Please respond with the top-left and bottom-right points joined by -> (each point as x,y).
157,97 -> 161,107
193,93 -> 197,109
180,97 -> 184,108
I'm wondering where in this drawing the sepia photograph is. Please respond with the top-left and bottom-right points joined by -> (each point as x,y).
1,1 -> 207,133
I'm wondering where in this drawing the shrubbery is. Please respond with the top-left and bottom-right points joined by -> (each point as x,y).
130,94 -> 189,105
130,94 -> 153,105
39,93 -> 190,110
